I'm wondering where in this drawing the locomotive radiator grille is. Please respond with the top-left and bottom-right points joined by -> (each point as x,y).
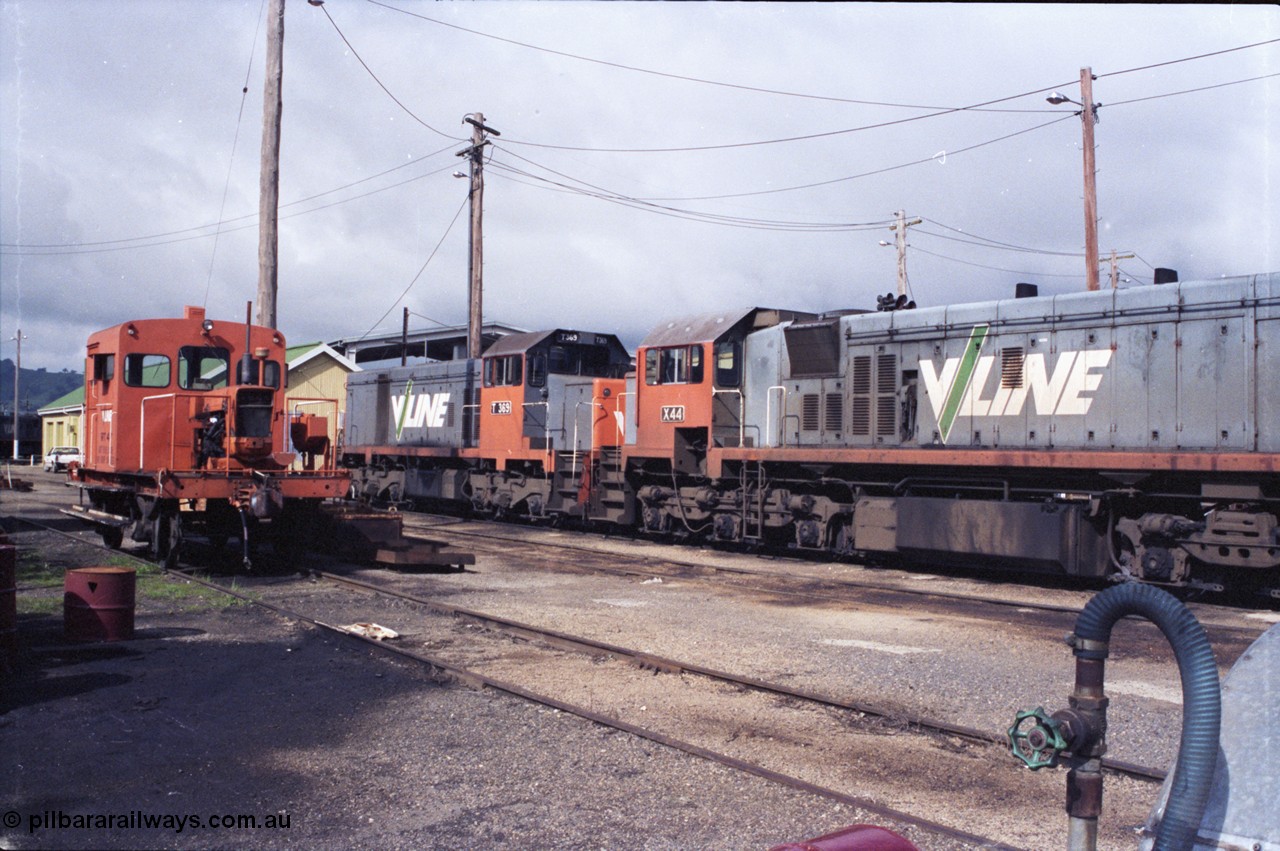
802,394 -> 820,431
825,392 -> 843,433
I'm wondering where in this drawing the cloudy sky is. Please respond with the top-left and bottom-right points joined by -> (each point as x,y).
2,1 -> 1277,370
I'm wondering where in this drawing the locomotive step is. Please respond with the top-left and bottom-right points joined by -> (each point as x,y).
60,505 -> 130,528
374,540 -> 476,569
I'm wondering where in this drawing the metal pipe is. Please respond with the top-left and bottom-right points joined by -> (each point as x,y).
1070,583 -> 1220,851
1011,583 -> 1220,851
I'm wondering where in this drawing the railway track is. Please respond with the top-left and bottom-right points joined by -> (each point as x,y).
397,512 -> 1271,647
9,515 -> 1022,850
11,507 -> 1249,850
310,566 -> 1167,784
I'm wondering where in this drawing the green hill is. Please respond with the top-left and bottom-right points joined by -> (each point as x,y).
0,359 -> 84,412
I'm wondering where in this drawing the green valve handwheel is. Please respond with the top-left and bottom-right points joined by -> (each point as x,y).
1008,706 -> 1068,770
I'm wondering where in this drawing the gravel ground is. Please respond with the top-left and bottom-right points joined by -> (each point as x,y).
1,475 -> 967,851
4,471 -> 1274,851
4,602 -> 956,851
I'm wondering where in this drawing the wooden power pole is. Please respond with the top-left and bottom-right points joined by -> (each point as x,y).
888,210 -> 921,298
458,113 -> 500,359
1106,249 -> 1136,289
257,0 -> 285,329
1079,68 -> 1100,292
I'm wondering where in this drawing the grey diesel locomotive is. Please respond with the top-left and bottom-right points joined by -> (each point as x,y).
343,272 -> 1279,595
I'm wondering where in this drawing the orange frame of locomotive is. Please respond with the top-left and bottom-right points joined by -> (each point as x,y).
67,305 -> 348,567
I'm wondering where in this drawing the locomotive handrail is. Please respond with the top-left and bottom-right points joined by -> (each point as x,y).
710,388 -> 745,448
618,391 -> 635,445
765,386 -> 787,447
289,398 -> 342,470
593,394 -> 624,447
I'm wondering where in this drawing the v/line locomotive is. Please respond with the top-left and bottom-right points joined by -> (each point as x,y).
345,272 -> 1280,596
67,305 -> 349,568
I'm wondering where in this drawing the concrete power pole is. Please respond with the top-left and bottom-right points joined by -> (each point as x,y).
888,210 -> 921,298
458,113 -> 500,359
1079,68 -> 1100,292
257,0 -> 284,329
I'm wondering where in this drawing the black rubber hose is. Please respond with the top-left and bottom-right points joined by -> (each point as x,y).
1073,583 -> 1220,851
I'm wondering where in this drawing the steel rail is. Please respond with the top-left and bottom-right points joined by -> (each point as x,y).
190,573 -> 1029,851
312,567 -> 1168,784
6,517 -> 1025,851
399,514 -> 1272,639
402,514 -> 1092,615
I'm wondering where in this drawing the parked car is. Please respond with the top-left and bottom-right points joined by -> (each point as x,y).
43,446 -> 83,472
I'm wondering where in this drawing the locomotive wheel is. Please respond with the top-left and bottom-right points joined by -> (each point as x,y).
152,514 -> 183,571
100,526 -> 124,550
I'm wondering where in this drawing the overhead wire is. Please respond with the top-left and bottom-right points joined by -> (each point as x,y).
1,150 -> 459,255
365,0 -> 1058,114
1096,37 -> 1280,78
486,157 -> 896,232
918,220 -> 1085,257
910,246 -> 1086,279
1104,71 -> 1280,109
355,193 -> 470,342
495,90 -> 1073,154
314,1 -> 462,141
496,114 -> 1075,203
7,19 -> 1275,269
203,0 -> 268,309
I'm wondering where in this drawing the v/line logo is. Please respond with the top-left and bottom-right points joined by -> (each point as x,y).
920,325 -> 1112,443
392,379 -> 451,438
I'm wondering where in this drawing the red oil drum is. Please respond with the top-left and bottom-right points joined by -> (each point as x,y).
64,566 -> 137,642
1,545 -> 17,671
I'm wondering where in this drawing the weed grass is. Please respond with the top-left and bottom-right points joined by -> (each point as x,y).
15,547 -> 252,616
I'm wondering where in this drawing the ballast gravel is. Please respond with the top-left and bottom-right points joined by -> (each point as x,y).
2,602 -> 963,851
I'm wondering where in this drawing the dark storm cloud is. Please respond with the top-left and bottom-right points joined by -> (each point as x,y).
3,1 -> 1276,367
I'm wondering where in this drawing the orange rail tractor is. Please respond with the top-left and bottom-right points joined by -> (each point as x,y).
65,305 -> 348,568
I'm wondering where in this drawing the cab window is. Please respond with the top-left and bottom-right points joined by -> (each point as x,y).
714,341 -> 741,387
235,358 -> 281,389
644,345 -> 703,385
485,354 -> 522,387
93,353 -> 116,383
178,346 -> 230,390
124,353 -> 171,388
527,354 -> 547,388
263,360 -> 282,390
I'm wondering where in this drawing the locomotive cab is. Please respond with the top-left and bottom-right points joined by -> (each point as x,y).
632,308 -> 814,475
69,305 -> 348,569
477,329 -> 629,467
469,329 -> 630,519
